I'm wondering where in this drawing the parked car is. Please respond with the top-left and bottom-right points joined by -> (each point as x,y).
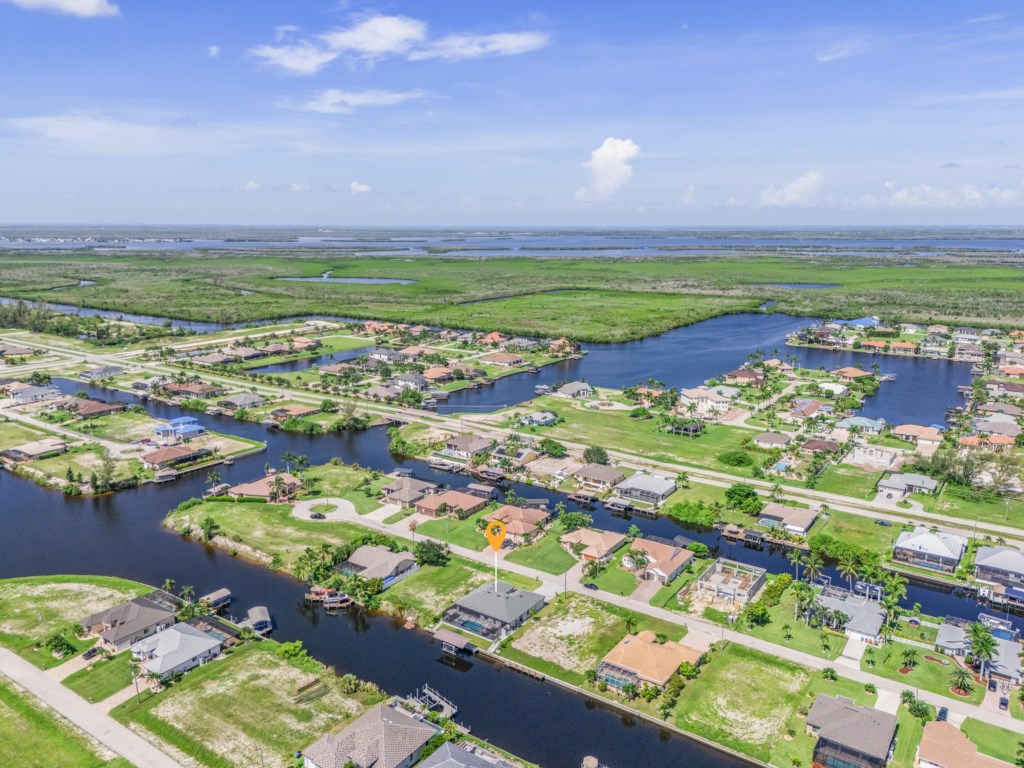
310,512 -> 326,520
874,519 -> 892,527
583,583 -> 598,591
937,707 -> 948,722
989,678 -> 998,692
1000,697 -> 1009,710
82,646 -> 102,661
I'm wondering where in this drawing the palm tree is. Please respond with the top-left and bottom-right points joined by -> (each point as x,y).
802,553 -> 823,584
624,612 -> 639,634
884,574 -> 908,603
161,578 -> 175,594
837,555 -> 857,592
270,474 -> 286,502
627,549 -> 650,578
950,666 -> 974,694
969,623 -> 997,679
583,560 -> 602,580
901,648 -> 919,670
787,549 -> 802,580
792,582 -> 813,623
782,623 -> 793,641
179,584 -> 195,604
206,470 -> 220,491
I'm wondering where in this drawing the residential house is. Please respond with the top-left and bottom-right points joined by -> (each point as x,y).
80,593 -> 178,653
973,414 -> 1021,439
422,367 -> 453,384
788,398 -> 834,421
10,384 -> 61,405
484,505 -> 551,545
192,352 -> 237,366
596,631 -> 701,690
521,410 -> 558,427
501,337 -> 539,351
291,336 -> 319,350
891,424 -> 944,449
364,384 -> 402,401
805,695 -> 897,768
560,528 -> 627,563
59,397 -> 126,419
394,372 -> 429,392
164,382 -> 225,399
337,545 -> 417,588
419,742 -> 518,768
802,439 -> 842,455
481,332 -> 508,346
815,592 -> 885,643
399,345 -> 428,361
877,472 -> 938,499
678,386 -> 730,414
835,416 -> 884,434
227,472 -> 301,501
303,703 -> 437,768
695,559 -> 767,606
818,381 -> 849,397
142,444 -> 208,470
892,526 -> 966,574
449,362 -> 485,379
549,337 -> 577,355
0,344 -> 33,357
225,346 -> 263,360
917,720 -> 1013,768
443,435 -> 492,461
764,358 -> 794,373
480,352 -> 523,367
442,581 -> 546,640
860,340 -> 887,351
81,365 -> 124,381
270,404 -> 319,420
623,538 -> 693,583
738,434 -> 784,456
978,402 -> 1024,417
955,343 -> 984,363
219,392 -> 265,410
831,367 -> 873,381
613,473 -> 676,506
833,316 -> 880,328
1,437 -> 68,462
848,445 -> 899,468
414,490 -> 488,518
131,623 -> 221,678
554,381 -> 595,399
975,546 -> 1024,588
958,434 -> 1016,451
490,443 -> 537,468
899,323 -> 922,334
154,416 -> 205,442
380,476 -> 439,508
757,503 -> 819,536
574,463 -> 626,491
319,362 -> 355,377
954,327 -> 981,344
369,348 -> 404,364
722,368 -> 764,387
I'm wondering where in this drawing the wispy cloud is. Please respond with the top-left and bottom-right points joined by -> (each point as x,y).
350,181 -> 370,195
241,180 -> 260,192
299,89 -> 428,114
575,137 -> 640,202
814,35 -> 875,63
1,0 -> 118,16
964,13 -> 1005,24
855,180 -> 1022,208
251,13 -> 548,75
759,170 -> 824,206
207,45 -> 220,58
409,31 -> 550,62
940,161 -> 961,168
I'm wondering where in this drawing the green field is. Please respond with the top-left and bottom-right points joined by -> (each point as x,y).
589,547 -> 641,596
738,587 -> 847,661
960,718 -> 1024,764
6,252 -> 1024,341
814,463 -> 882,500
63,651 -> 135,703
916,485 -> 1024,530
861,643 -> 984,704
0,575 -> 151,669
0,679 -> 133,768
503,523 -> 578,575
111,642 -> 384,768
415,506 -> 494,550
0,418 -> 50,450
499,592 -> 684,685
29,445 -> 146,485
302,462 -> 389,514
67,409 -> 156,442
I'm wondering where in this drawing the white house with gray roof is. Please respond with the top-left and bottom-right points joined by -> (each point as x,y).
613,472 -> 676,505
554,381 -> 594,399
131,623 -> 221,677
877,472 -> 938,499
420,743 -> 516,768
303,702 -> 437,768
976,546 -> 1024,588
443,581 -> 546,640
892,526 -> 966,574
816,591 -> 885,643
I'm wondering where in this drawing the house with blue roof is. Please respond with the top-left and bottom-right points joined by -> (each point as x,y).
833,316 -> 880,328
155,416 -> 205,442
835,416 -> 884,434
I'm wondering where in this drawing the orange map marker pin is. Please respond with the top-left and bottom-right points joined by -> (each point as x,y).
485,520 -> 507,551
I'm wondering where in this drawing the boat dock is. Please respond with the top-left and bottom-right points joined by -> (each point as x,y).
406,684 -> 459,719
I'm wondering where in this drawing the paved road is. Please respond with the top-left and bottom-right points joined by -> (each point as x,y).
0,647 -> 183,768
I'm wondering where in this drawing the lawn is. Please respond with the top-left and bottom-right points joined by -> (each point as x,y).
861,642 -> 985,704
164,500 -> 368,572
415,506 -> 494,551
0,678 -> 133,768
961,718 -> 1024,764
917,485 -> 1024,530
29,445 -> 144,484
679,643 -> 867,763
382,557 -> 541,625
649,556 -> 712,609
589,547 -> 641,597
302,462 -> 389,514
740,588 -> 847,661
68,409 -> 156,442
890,705 -> 933,768
815,509 -> 904,553
504,523 -> 577,575
63,651 -> 135,703
111,642 -> 384,768
815,464 -> 882,500
0,418 -> 50,450
499,592 -> 685,685
0,575 -> 150,669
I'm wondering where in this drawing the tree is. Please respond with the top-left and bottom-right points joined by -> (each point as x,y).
626,548 -> 649,576
787,549 -> 802,580
539,438 -> 567,458
901,648 -> 919,670
746,603 -> 771,626
583,446 -> 609,465
582,560 -> 602,580
624,612 -> 639,634
626,524 -> 643,541
621,682 -> 638,700
162,578 -> 176,594
414,540 -> 450,567
179,584 -> 195,604
969,623 -> 997,679
801,553 -> 823,584
782,623 -> 793,641
270,474 -> 287,502
320,399 -> 339,413
837,554 -> 858,592
950,665 -> 974,694
559,511 -> 592,531
206,470 -> 221,491
199,515 -> 220,542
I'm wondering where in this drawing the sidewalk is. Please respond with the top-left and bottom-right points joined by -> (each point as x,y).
0,647 -> 183,768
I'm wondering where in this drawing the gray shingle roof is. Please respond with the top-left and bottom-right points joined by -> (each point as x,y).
454,581 -> 546,625
806,695 -> 896,760
976,546 -> 1024,576
419,743 -> 515,768
81,595 -> 174,645
303,703 -> 436,768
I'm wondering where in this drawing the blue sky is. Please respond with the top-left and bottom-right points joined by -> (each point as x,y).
1,0 -> 1023,225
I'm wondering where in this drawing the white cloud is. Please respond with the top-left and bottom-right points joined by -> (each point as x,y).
1,0 -> 118,16
575,137 -> 641,202
242,180 -> 260,192
207,45 -> 220,58
288,182 -> 310,193
321,15 -> 426,58
679,184 -> 696,206
350,181 -> 370,195
881,181 -> 1020,208
300,88 -> 427,114
409,31 -> 550,62
250,41 -> 339,76
814,36 -> 874,63
964,13 -> 1005,23
759,170 -> 824,207
275,24 -> 299,41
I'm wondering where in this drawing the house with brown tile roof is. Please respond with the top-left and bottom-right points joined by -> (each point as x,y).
892,424 -> 943,446
414,490 -> 488,518
270,403 -> 319,420
422,366 -> 453,383
480,352 -> 523,367
624,538 -> 693,583
228,472 -> 301,501
597,631 -> 700,689
917,721 -> 1011,768
142,444 -> 208,469
561,527 -> 626,563
484,505 -> 551,544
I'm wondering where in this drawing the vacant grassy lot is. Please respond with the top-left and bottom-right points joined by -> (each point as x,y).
500,592 -> 684,685
815,508 -> 904,553
112,642 -> 383,768
815,463 -> 882,500
917,485 -> 1024,530
383,558 -> 541,625
738,588 -> 847,661
0,575 -> 149,669
0,678 -> 133,768
29,445 -> 145,484
68,410 -> 156,442
861,642 -> 984,704
589,547 -> 641,597
415,506 -> 493,551
165,500 -> 368,571
63,651 -> 135,703
504,524 -> 577,575
302,462 -> 389,514
0,418 -> 50,450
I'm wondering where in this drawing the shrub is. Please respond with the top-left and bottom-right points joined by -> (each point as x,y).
718,450 -> 754,467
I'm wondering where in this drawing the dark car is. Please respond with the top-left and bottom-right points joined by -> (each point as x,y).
583,583 -> 598,591
82,646 -> 102,661
989,678 -> 998,692
1000,697 -> 1009,710
874,519 -> 893,527
310,512 -> 326,520
937,707 -> 948,722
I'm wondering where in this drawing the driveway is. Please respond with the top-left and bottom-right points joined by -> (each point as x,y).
290,497 -> 357,522
0,647 -> 182,768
